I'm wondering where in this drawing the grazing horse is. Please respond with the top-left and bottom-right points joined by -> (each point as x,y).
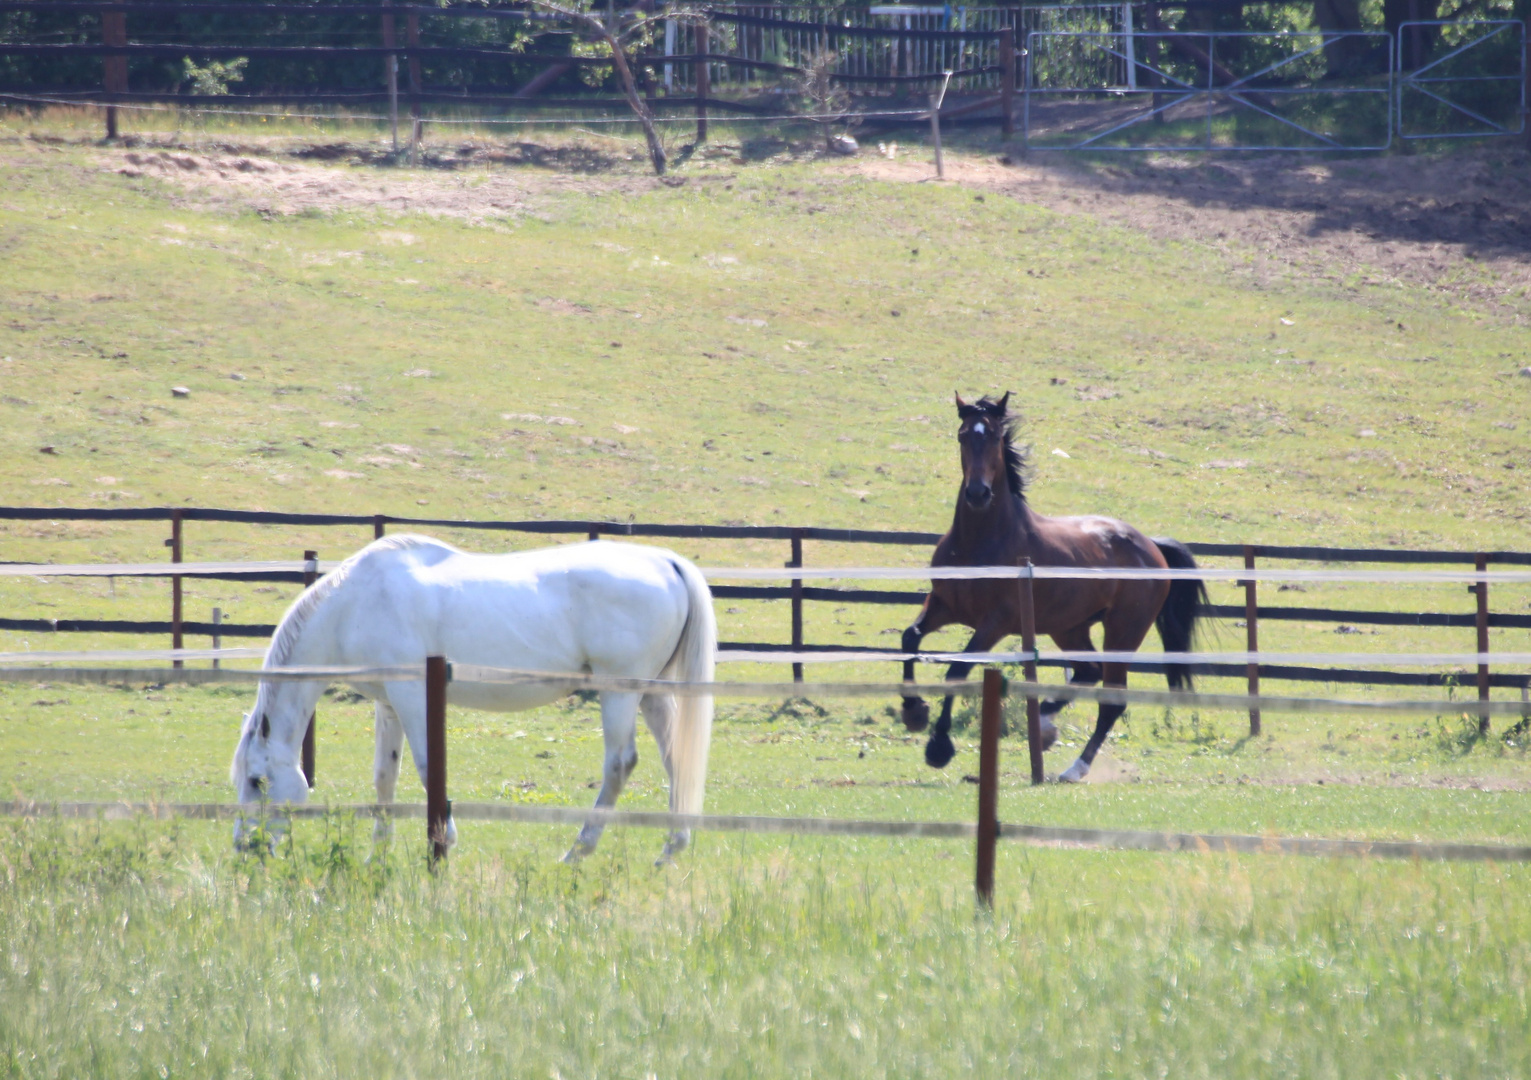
231,534 -> 716,863
899,393 -> 1206,782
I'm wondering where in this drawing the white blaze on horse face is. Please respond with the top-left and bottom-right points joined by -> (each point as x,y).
973,422 -> 986,435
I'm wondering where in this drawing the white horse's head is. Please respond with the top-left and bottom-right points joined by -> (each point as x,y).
230,682 -> 312,844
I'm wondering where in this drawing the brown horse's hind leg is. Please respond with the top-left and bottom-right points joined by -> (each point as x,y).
1058,604 -> 1156,783
1037,625 -> 1105,753
900,592 -> 957,733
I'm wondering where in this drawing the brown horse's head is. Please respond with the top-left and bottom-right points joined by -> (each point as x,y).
954,391 -> 1026,511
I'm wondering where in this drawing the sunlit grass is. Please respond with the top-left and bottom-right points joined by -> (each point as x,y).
0,816 -> 1527,1079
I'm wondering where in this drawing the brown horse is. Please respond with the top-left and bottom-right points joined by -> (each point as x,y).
900,392 -> 1206,782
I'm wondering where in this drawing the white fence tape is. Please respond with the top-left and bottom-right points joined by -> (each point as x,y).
1,656 -> 1522,716
0,560 -> 334,578
4,800 -> 1528,862
5,648 -> 1526,669
715,649 -> 1531,667
6,560 -> 1531,584
701,565 -> 1531,584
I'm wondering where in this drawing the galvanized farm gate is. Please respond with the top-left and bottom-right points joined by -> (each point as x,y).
1396,20 -> 1526,140
1022,28 -> 1394,151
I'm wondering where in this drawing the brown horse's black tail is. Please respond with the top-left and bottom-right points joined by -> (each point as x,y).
1151,538 -> 1207,691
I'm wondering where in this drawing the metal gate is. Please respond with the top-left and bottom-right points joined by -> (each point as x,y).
1023,30 -> 1393,151
1396,20 -> 1525,140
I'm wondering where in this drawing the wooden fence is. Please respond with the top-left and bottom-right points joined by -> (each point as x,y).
0,0 -> 1022,140
4,506 -> 1530,717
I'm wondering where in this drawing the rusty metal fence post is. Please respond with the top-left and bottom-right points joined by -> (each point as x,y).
425,655 -> 450,864
301,549 -> 318,788
1243,544 -> 1261,736
1475,552 -> 1491,733
788,529 -> 804,683
1019,558 -> 1043,784
974,666 -> 1002,907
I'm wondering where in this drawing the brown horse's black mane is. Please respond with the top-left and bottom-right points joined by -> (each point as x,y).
957,395 -> 1030,501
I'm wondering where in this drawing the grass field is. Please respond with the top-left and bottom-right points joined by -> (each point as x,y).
2,114 -> 1531,1076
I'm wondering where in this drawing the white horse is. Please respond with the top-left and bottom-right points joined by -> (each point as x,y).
230,534 -> 716,863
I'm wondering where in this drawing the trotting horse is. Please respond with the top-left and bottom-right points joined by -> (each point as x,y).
900,393 -> 1206,782
231,534 -> 716,863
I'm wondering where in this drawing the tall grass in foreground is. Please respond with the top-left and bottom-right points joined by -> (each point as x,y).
1,817 -> 1527,1078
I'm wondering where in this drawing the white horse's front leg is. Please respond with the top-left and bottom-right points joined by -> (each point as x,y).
372,698 -> 405,843
387,680 -> 457,849
640,692 -> 689,864
563,691 -> 641,864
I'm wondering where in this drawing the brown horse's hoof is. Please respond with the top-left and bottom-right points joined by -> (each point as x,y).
924,729 -> 956,769
901,697 -> 930,732
1039,720 -> 1059,752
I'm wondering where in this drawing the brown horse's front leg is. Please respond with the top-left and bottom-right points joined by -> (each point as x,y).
900,593 -> 955,733
925,620 -> 1006,769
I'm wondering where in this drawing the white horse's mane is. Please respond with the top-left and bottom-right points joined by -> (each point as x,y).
265,533 -> 456,667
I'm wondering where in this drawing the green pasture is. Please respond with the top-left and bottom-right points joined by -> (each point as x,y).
2,117 -> 1531,1075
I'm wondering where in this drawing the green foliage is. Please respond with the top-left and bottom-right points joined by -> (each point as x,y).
181,56 -> 247,96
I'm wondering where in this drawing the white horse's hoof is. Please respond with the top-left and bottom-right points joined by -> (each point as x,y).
561,840 -> 596,864
654,829 -> 690,866
1057,758 -> 1091,783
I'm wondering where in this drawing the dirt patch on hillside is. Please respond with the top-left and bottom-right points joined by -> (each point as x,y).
91,135 -> 676,222
56,131 -> 1531,315
841,146 -> 1531,316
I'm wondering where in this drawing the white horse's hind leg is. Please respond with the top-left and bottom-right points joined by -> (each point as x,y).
640,692 -> 689,863
563,690 -> 641,864
372,698 -> 406,842
385,679 -> 457,848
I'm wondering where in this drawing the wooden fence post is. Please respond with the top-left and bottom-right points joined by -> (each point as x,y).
301,550 -> 318,788
382,0 -> 399,152
1243,544 -> 1260,737
999,26 -> 1016,138
1019,558 -> 1043,785
425,654 -> 450,864
1475,552 -> 1490,734
974,666 -> 1002,908
211,606 -> 221,669
373,514 -> 386,540
788,529 -> 804,683
588,526 -> 601,541
101,6 -> 127,139
695,21 -> 710,143
167,509 -> 183,668
406,9 -> 423,159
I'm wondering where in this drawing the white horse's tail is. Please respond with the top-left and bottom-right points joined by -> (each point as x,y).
665,556 -> 716,817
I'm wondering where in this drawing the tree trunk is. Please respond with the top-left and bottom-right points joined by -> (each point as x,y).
605,36 -> 667,175
1311,0 -> 1369,77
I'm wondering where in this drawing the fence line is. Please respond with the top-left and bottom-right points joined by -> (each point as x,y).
6,799 -> 1530,863
6,654 -> 1531,901
5,506 -> 1530,563
8,558 -> 1531,585
0,654 -> 1526,718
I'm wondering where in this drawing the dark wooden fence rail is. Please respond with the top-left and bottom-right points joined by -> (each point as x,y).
3,506 -> 1530,710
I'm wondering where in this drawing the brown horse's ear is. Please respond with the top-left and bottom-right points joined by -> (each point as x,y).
954,391 -> 969,411
995,391 -> 1010,415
